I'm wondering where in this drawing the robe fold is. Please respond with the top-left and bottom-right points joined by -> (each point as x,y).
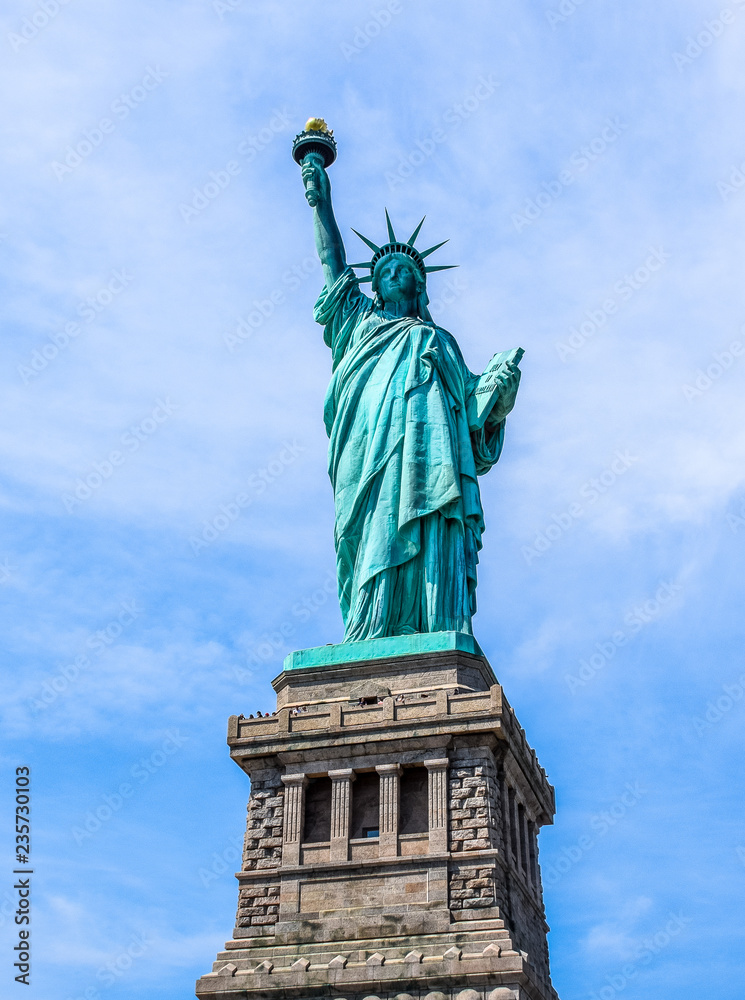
314,268 -> 505,641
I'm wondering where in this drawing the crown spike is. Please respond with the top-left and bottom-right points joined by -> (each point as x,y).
407,216 -> 426,246
348,262 -> 373,269
357,275 -> 373,283
424,264 -> 458,273
384,209 -> 397,243
351,229 -> 380,254
419,239 -> 449,259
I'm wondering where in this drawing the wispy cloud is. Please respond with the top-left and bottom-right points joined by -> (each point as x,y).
1,2 -> 744,998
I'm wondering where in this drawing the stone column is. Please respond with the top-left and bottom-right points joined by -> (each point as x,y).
425,757 -> 449,854
376,763 -> 402,857
328,769 -> 355,862
501,775 -> 512,860
280,773 -> 307,866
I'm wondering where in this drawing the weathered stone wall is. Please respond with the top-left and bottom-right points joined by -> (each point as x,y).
236,773 -> 284,929
448,749 -> 501,855
506,876 -> 551,986
241,773 -> 284,871
449,862 -> 506,911
236,882 -> 280,929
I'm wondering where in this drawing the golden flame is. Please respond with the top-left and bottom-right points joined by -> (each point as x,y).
304,117 -> 329,133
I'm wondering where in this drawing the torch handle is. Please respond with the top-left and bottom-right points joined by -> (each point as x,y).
301,151 -> 325,208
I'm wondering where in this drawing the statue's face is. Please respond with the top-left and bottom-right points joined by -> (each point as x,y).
376,257 -> 419,304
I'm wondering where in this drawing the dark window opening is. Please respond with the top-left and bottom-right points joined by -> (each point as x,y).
518,802 -> 528,875
399,766 -> 429,834
508,786 -> 517,859
528,819 -> 538,886
362,827 -> 380,838
350,771 -> 380,839
302,776 -> 332,843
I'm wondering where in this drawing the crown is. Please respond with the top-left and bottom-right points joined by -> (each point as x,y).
349,210 -> 457,283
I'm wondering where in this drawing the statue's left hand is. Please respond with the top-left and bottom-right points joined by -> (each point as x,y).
486,362 -> 521,427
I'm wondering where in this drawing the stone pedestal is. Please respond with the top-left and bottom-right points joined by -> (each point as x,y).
195,633 -> 560,1000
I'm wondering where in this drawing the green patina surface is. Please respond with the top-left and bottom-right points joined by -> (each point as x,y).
283,630 -> 483,672
295,126 -> 523,647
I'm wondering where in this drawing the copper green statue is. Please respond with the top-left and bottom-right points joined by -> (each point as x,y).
294,121 -> 523,643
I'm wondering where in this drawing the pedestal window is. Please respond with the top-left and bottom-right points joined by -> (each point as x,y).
399,765 -> 428,834
302,776 -> 332,843
350,771 -> 380,839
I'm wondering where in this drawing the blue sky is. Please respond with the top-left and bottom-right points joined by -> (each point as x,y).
1,1 -> 744,997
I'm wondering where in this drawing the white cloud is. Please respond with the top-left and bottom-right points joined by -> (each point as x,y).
1,2 -> 743,998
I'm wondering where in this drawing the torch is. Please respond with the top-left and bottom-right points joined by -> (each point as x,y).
292,118 -> 337,207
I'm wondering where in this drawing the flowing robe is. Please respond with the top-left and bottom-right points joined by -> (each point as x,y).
315,268 -> 506,641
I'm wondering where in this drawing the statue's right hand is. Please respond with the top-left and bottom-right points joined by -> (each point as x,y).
301,157 -> 330,208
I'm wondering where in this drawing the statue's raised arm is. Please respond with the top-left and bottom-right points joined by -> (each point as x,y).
302,156 -> 346,287
292,119 -> 346,288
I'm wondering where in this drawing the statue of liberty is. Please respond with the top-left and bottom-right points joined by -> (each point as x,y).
297,125 -> 522,643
